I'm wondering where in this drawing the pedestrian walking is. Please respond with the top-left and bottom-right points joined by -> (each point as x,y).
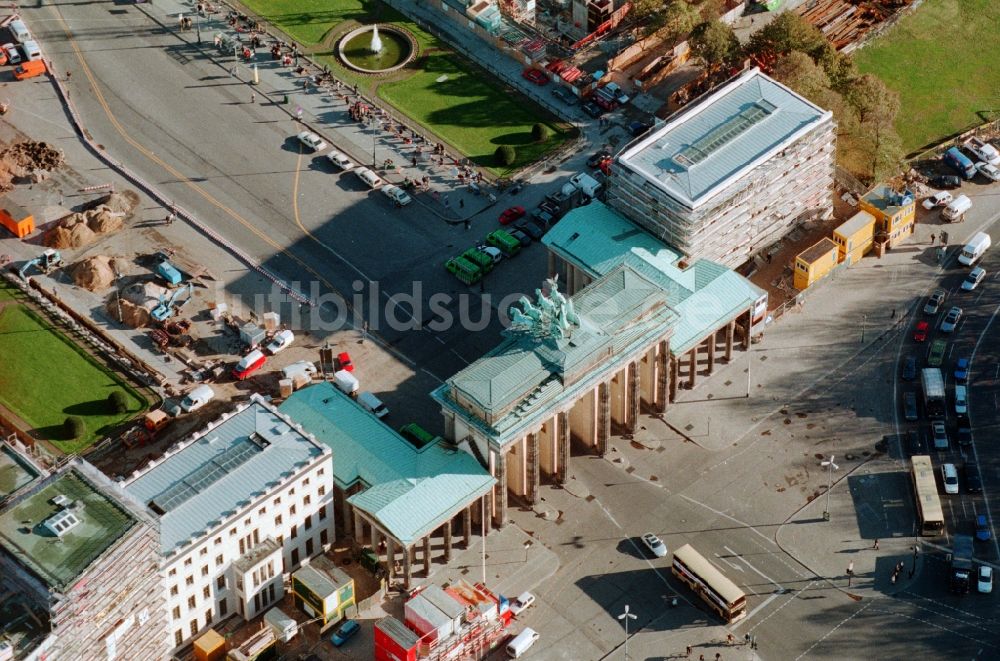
930,233 -> 936,245
727,634 -> 734,645
250,92 -> 255,104
891,572 -> 897,585
361,321 -> 368,344
909,566 -> 915,579
459,198 -> 464,209
464,219 -> 470,230
686,646 -> 692,658
699,656 -> 705,661
744,633 -> 751,645
891,308 -> 896,319
873,539 -> 879,550
66,71 -> 71,81
715,654 -> 721,661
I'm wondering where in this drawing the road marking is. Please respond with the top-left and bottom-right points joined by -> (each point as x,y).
680,495 -> 775,547
965,296 -> 1000,559
795,597 -> 877,660
726,546 -> 783,590
715,551 -> 743,572
742,592 -> 781,623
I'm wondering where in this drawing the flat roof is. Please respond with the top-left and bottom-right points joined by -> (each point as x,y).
616,67 -> 830,207
124,396 -> 327,554
543,202 -> 764,354
279,384 -> 495,547
293,561 -> 352,599
861,185 -> 915,214
0,464 -> 139,590
834,210 -> 876,237
798,238 -> 839,264
0,443 -> 42,498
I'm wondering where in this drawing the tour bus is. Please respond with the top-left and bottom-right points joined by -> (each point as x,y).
671,544 -> 747,622
911,455 -> 945,536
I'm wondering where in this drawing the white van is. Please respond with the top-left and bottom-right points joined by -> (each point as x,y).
506,628 -> 539,658
333,369 -> 359,396
354,166 -> 382,189
942,194 -> 972,222
180,385 -> 215,413
570,172 -> 602,198
958,231 -> 991,266
942,462 -> 959,494
20,40 -> 41,61
358,391 -> 389,418
9,20 -> 30,43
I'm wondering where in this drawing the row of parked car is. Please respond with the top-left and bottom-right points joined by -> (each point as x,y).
3,18 -> 46,80
295,131 -> 413,207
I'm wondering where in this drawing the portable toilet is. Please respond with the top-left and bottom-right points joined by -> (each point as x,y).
239,322 -> 266,348
143,410 -> 170,433
193,629 -> 226,661
0,204 -> 35,238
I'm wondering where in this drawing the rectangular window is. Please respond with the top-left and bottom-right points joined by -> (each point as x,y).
318,485 -> 326,496
275,514 -> 283,526
203,586 -> 210,599
229,528 -> 237,537
205,608 -> 212,625
275,496 -> 281,505
306,538 -> 314,555
200,547 -> 208,556
304,477 -> 310,486
216,554 -> 224,567
318,505 -> 327,521
304,515 -> 312,531
201,565 -> 209,577
304,494 -> 311,506
172,606 -> 181,620
268,583 -> 276,603
254,592 -> 261,613
187,596 -> 196,609
244,517 -> 251,527
217,575 -> 226,590
290,525 -> 298,540
170,585 -> 178,596
291,548 -> 300,565
218,599 -> 228,617
321,529 -> 329,546
175,630 -> 183,647
253,529 -> 259,545
185,576 -> 194,586
184,557 -> 192,566
290,504 -> 296,516
215,536 -> 221,545
190,620 -> 198,637
259,507 -> 266,516
168,568 -> 177,577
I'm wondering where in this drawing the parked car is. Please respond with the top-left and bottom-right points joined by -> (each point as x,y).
927,339 -> 947,367
913,320 -> 930,342
627,121 -> 652,137
954,384 -> 968,415
976,161 -> 1000,182
967,467 -> 984,496
358,391 -> 389,419
296,130 -> 327,152
582,101 -> 604,118
2,43 -> 21,65
381,184 -> 413,207
978,565 -> 993,594
509,592 -> 536,616
930,174 -> 962,189
906,430 -> 926,455
337,351 -> 354,372
954,357 -> 970,383
641,532 -> 667,558
941,306 -> 963,333
508,227 -> 532,246
327,150 -> 354,171
903,391 -> 919,421
522,68 -> 548,85
265,329 -> 294,355
516,221 -> 544,240
957,425 -> 972,447
587,151 -> 611,168
901,356 -> 917,381
353,166 -> 382,189
922,191 -> 953,210
551,87 -> 576,104
932,420 -> 948,450
530,207 -> 555,228
924,289 -> 947,315
499,206 -> 526,225
965,137 -> 1000,166
962,266 -> 986,291
975,513 -> 990,539
232,349 -> 267,380
942,463 -> 959,494
180,385 -> 215,413
330,619 -> 360,647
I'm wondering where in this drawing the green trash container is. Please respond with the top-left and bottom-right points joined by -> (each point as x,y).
283,94 -> 289,105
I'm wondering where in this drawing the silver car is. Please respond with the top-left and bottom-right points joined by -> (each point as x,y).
641,533 -> 667,558
924,289 -> 946,315
941,306 -> 963,333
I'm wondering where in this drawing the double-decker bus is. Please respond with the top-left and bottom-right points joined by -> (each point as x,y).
671,544 -> 747,622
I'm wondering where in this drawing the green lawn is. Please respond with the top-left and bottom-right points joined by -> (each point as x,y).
854,0 -> 1000,155
0,304 -> 147,453
240,0 -> 573,172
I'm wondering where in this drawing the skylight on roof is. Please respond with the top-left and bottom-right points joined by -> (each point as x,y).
44,509 -> 80,537
673,100 -> 775,168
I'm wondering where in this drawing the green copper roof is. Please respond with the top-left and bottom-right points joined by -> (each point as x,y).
544,201 -> 764,353
280,384 -> 494,547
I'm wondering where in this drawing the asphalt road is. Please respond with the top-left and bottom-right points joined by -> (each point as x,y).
22,0 -> 564,382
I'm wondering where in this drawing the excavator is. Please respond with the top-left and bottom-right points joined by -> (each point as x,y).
151,282 -> 194,322
18,249 -> 63,280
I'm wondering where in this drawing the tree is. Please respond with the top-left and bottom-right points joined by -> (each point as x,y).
857,118 -> 904,183
662,1 -> 700,41
64,416 -> 85,440
107,390 -> 129,414
747,11 -> 825,60
845,74 -> 900,126
771,51 -> 831,104
495,145 -> 516,166
631,0 -> 666,19
531,123 -> 551,142
689,20 -> 741,68
810,43 -> 858,93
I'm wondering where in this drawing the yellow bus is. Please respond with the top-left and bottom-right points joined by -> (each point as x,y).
911,455 -> 945,536
671,544 -> 747,622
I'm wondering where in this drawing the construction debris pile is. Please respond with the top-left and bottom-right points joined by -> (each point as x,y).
71,255 -> 124,292
0,140 -> 65,192
107,281 -> 170,328
796,0 -> 915,52
44,191 -> 140,250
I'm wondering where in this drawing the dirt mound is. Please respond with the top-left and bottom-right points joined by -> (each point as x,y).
86,207 -> 123,234
108,297 -> 151,328
44,218 -> 96,249
98,191 -> 139,215
71,256 -> 120,291
0,141 -> 65,192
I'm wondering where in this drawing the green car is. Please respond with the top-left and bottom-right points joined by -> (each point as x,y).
927,339 -> 947,367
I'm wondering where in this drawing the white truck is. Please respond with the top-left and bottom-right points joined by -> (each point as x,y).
958,231 -> 991,266
569,172 -> 603,198
333,369 -> 359,396
941,194 -> 972,222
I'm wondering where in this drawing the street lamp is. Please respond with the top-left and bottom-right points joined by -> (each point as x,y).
860,314 -> 867,343
369,113 -> 378,168
822,455 -> 839,521
616,604 -> 637,661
